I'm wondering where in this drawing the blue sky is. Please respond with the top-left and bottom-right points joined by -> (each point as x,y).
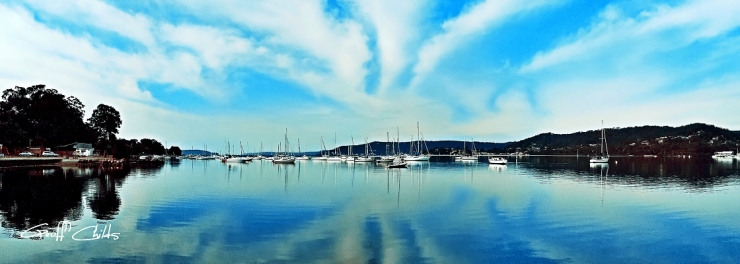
1,0 -> 739,152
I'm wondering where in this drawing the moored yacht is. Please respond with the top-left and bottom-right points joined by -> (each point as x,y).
590,120 -> 610,163
488,157 -> 508,165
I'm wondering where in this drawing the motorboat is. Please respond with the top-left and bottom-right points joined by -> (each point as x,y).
488,157 -> 508,165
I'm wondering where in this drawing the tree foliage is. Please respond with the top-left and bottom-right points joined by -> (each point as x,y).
168,146 -> 182,156
88,104 -> 122,155
88,104 -> 122,141
0,85 -> 94,147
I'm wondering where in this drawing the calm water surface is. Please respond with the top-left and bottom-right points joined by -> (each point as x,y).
1,157 -> 739,263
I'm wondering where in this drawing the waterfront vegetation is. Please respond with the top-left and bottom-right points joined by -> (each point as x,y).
0,85 -> 175,157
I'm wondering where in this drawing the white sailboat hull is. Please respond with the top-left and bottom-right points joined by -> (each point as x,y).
273,157 -> 295,164
404,155 -> 430,161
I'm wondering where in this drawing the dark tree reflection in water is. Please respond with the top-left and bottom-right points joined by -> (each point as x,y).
0,165 -> 149,233
0,168 -> 85,231
87,168 -> 131,220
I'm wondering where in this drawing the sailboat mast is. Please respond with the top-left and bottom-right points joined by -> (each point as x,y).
397,127 -> 400,155
417,122 -> 420,155
600,120 -> 604,155
386,132 -> 390,156
285,128 -> 289,156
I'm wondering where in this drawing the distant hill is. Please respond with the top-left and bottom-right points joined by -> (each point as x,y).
182,149 -> 218,156
503,123 -> 739,156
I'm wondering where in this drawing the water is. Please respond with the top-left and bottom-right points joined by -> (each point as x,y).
1,157 -> 739,263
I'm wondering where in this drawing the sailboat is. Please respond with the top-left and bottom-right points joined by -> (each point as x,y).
404,122 -> 431,161
295,138 -> 310,160
253,142 -> 264,160
378,132 -> 396,162
356,138 -> 374,162
345,136 -> 356,162
238,141 -> 252,162
461,138 -> 477,161
273,129 -> 296,164
327,133 -> 343,161
313,137 -> 328,161
590,121 -> 610,163
223,141 -> 244,163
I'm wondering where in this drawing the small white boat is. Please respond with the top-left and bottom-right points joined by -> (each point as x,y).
461,156 -> 477,162
488,157 -> 508,165
313,156 -> 328,161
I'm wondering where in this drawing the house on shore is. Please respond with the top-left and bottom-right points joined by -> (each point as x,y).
57,142 -> 94,157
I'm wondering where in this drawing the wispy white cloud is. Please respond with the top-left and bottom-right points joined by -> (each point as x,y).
522,0 -> 740,73
354,0 -> 427,94
412,0 -> 553,88
517,0 -> 740,134
26,0 -> 155,47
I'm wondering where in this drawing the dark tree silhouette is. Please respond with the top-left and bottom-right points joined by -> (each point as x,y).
168,146 -> 182,156
88,104 -> 122,155
0,85 -> 94,148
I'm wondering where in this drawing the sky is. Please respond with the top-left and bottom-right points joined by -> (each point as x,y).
1,0 -> 739,153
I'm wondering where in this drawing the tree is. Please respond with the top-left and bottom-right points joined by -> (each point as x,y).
0,85 -> 94,148
139,138 -> 165,155
88,104 -> 122,154
168,146 -> 182,156
111,139 -> 131,159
